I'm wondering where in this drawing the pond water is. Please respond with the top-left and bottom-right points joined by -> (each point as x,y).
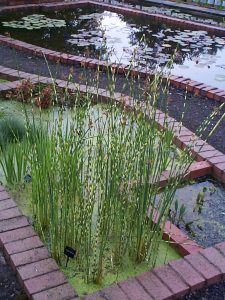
170,177 -> 225,248
110,0 -> 225,28
1,7 -> 225,88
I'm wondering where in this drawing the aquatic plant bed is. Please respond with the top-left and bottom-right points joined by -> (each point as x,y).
1,69 -> 225,299
0,1 -> 225,91
1,103 -> 199,297
0,163 -> 224,298
0,75 -> 200,296
0,117 -> 221,299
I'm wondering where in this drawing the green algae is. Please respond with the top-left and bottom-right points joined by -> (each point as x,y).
61,241 -> 181,296
0,79 -> 9,83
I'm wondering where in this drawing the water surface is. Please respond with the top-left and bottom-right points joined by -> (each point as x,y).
0,7 -> 225,87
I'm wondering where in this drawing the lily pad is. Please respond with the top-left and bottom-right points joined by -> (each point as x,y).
2,14 -> 66,30
215,74 -> 225,81
162,43 -> 171,48
178,65 -> 189,69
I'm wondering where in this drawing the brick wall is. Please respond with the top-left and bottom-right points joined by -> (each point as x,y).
0,0 -> 60,6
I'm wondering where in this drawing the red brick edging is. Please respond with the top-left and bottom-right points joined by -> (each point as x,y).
0,187 -> 78,300
87,242 -> 225,299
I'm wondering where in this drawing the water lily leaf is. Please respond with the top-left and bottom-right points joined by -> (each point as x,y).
1,14 -> 66,30
178,65 -> 189,69
215,74 -> 225,81
195,63 -> 206,68
162,43 -> 171,48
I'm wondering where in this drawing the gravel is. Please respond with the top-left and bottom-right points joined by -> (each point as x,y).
0,248 -> 27,300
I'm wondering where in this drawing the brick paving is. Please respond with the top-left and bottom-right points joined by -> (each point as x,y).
0,188 -> 78,300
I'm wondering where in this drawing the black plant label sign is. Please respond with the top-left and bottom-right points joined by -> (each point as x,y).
64,246 -> 76,259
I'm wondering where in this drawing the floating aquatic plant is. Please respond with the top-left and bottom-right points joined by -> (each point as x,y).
215,74 -> 225,81
2,14 -> 66,30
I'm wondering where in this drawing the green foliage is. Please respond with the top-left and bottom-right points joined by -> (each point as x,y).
2,14 -> 66,30
1,96 -> 191,284
0,141 -> 29,185
194,187 -> 207,213
0,116 -> 26,149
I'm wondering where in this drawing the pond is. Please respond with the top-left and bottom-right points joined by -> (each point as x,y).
0,7 -> 225,89
111,0 -> 225,27
169,177 -> 225,248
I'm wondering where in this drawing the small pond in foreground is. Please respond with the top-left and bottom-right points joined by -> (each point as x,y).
0,7 -> 225,88
170,177 -> 225,248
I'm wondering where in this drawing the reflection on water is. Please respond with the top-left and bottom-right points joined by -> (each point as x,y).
0,7 -> 225,88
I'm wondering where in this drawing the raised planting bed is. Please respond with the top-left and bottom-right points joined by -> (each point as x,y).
0,69 -> 207,297
0,1 -> 225,90
0,96 -> 192,293
1,70 -> 225,298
